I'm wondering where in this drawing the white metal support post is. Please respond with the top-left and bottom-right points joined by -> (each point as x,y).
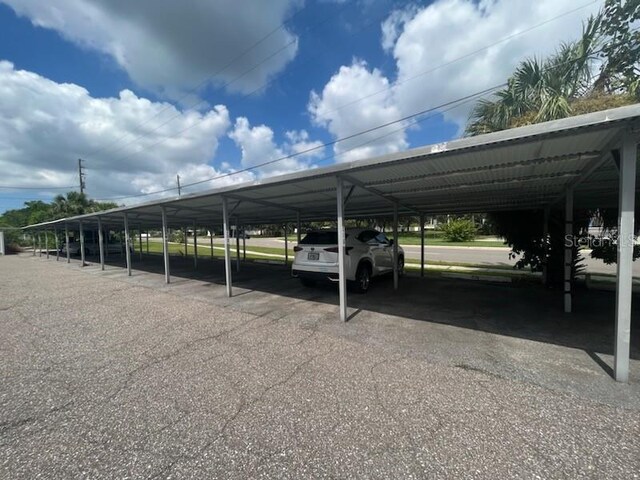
336,177 -> 348,322
65,225 -> 70,263
97,217 -> 105,271
38,232 -> 41,257
420,213 -> 425,278
54,229 -> 59,261
235,218 -> 240,272
210,228 -> 214,259
614,135 -> 637,383
32,233 -> 36,256
0,231 -> 4,256
393,203 -> 399,291
564,189 -> 573,313
138,227 -> 143,262
184,227 -> 188,260
45,230 -> 49,259
146,231 -> 149,254
284,223 -> 288,265
193,221 -> 198,270
242,226 -> 246,261
79,221 -> 86,267
161,207 -> 171,284
124,213 -> 132,276
222,197 -> 233,297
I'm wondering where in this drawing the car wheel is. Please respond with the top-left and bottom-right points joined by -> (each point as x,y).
397,256 -> 405,277
300,278 -> 316,288
355,263 -> 371,293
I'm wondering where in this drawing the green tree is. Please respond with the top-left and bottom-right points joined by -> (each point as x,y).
466,14 -> 602,135
50,192 -> 118,219
594,0 -> 640,95
0,193 -> 119,252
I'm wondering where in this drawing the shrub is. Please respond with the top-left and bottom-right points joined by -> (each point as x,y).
170,229 -> 184,244
441,219 -> 477,242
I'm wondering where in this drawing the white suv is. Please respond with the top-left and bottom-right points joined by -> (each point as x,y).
292,229 -> 404,293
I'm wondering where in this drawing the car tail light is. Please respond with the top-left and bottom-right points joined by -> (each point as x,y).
324,246 -> 353,254
293,246 -> 303,252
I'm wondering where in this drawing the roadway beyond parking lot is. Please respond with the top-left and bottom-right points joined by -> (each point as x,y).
200,237 -> 640,276
1,255 -> 639,479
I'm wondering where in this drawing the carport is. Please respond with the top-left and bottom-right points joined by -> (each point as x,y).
24,104 -> 639,382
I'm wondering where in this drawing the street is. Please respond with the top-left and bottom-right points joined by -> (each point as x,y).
202,237 -> 639,276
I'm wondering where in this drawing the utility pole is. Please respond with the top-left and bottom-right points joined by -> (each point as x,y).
177,174 -> 181,196
78,158 -> 86,194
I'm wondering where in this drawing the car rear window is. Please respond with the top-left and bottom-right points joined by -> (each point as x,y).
300,231 -> 347,245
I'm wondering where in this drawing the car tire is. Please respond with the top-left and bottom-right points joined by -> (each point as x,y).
354,263 -> 371,294
300,278 -> 316,288
397,256 -> 405,277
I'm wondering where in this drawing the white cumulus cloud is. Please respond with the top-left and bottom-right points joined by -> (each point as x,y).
0,61 -> 238,202
229,117 -> 324,176
1,0 -> 301,100
308,59 -> 407,162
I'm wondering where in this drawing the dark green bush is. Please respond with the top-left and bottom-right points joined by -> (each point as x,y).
441,219 -> 477,242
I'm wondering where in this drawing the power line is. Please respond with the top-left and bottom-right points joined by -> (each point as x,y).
95,85 -> 502,202
89,0 -> 357,161
0,185 -> 76,190
84,3 -> 313,159
95,34 -> 628,203
101,0 -> 602,170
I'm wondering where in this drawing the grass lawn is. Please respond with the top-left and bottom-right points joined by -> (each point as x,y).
144,240 -> 295,260
398,237 -> 507,247
395,232 -> 506,247
274,232 -> 507,248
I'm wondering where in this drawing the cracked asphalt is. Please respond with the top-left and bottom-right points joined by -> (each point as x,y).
1,255 -> 639,479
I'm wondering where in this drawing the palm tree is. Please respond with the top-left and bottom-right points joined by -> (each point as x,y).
51,192 -> 93,219
466,14 -> 602,135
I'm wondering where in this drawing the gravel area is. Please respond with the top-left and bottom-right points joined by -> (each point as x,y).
1,255 -> 639,479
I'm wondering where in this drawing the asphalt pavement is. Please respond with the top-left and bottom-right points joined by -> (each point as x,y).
1,254 -> 639,478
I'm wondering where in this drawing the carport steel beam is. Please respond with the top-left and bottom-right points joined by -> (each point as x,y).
161,207 -> 171,284
337,177 -> 348,322
614,134 -> 637,383
98,217 -> 105,271
222,197 -> 233,297
124,213 -> 132,277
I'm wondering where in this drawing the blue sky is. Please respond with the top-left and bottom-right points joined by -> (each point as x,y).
0,0 -> 601,213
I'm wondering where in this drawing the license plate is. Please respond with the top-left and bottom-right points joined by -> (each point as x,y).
308,252 -> 320,261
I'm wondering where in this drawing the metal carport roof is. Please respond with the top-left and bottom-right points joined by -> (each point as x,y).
23,103 -> 640,229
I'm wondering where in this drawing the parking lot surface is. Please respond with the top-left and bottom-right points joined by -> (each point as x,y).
1,254 -> 639,479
